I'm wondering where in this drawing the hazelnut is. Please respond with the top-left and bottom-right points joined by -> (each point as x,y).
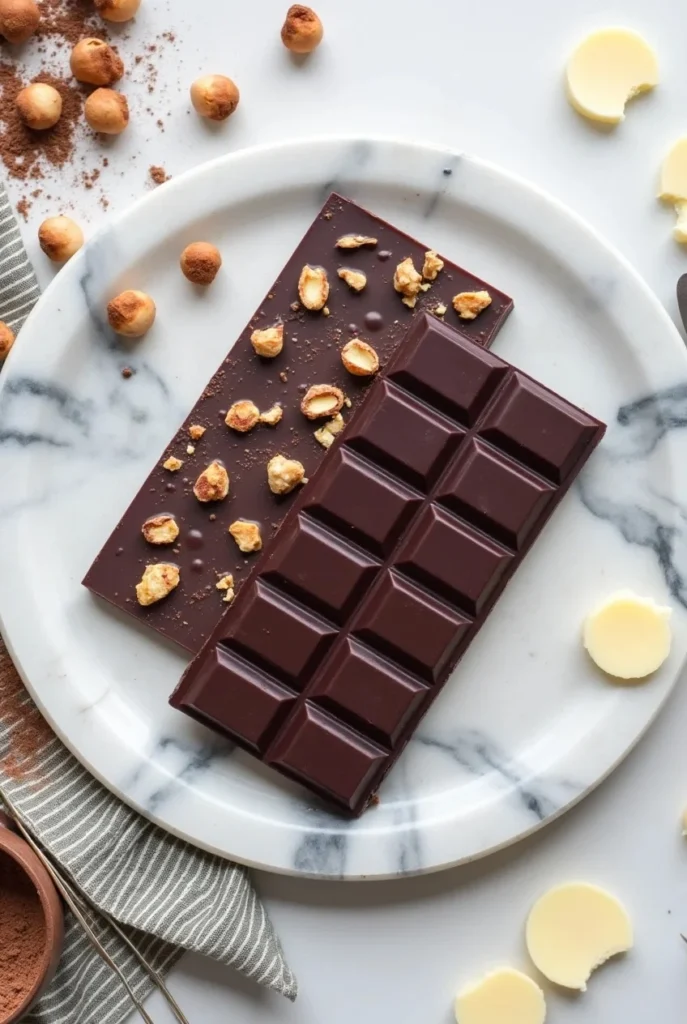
225,400 -> 260,433
298,264 -> 329,311
216,573 -> 235,602
422,250 -> 444,281
193,460 -> 229,502
259,403 -> 283,426
70,38 -> 124,86
251,324 -> 284,358
393,257 -> 422,308
341,338 -> 379,377
190,75 -> 240,121
314,412 -> 344,449
300,383 -> 344,420
142,514 -> 179,545
188,424 -> 206,441
107,290 -> 156,337
16,83 -> 62,130
135,563 -> 180,606
337,267 -> 367,292
38,216 -> 84,263
336,234 -> 378,249
452,290 -> 492,320
180,242 -> 222,285
267,454 -> 306,495
0,321 -> 15,362
94,0 -> 141,23
162,456 -> 183,471
281,4 -> 323,53
228,519 -> 263,553
84,88 -> 129,134
0,0 -> 39,43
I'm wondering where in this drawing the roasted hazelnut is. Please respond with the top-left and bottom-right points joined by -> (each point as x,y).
251,324 -> 284,358
107,290 -> 156,338
300,383 -> 344,419
336,234 -> 377,249
0,0 -> 39,43
267,454 -> 306,495
70,38 -> 124,86
228,520 -> 262,553
259,403 -> 283,426
85,88 -> 129,134
452,290 -> 492,320
142,514 -> 179,545
337,267 -> 367,292
162,455 -> 183,471
341,338 -> 379,377
422,250 -> 444,281
190,75 -> 240,121
314,412 -> 344,449
298,264 -> 329,310
193,460 -> 229,502
393,257 -> 422,308
281,4 -> 323,53
180,242 -> 222,285
188,424 -> 206,441
16,83 -> 62,130
38,216 -> 84,263
135,563 -> 180,606
0,321 -> 15,362
225,400 -> 260,433
94,0 -> 141,23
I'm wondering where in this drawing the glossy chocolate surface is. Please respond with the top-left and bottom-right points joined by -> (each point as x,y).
83,195 -> 513,653
171,315 -> 606,815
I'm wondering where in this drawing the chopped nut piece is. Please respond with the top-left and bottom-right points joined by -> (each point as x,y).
186,444 -> 195,455
251,324 -> 284,358
298,265 -> 329,311
314,412 -> 345,449
300,383 -> 344,419
452,290 -> 492,320
434,303 -> 447,317
142,514 -> 179,546
222,588 -> 235,603
336,234 -> 378,249
189,424 -> 206,441
322,306 -> 331,317
422,250 -> 444,281
344,395 -> 352,408
259,403 -> 283,426
228,519 -> 263,553
337,267 -> 367,292
341,338 -> 379,377
135,563 -> 180,606
420,282 -> 431,292
393,257 -> 422,308
225,400 -> 260,433
162,456 -> 183,472
267,454 -> 306,495
216,574 -> 234,590
193,461 -> 229,502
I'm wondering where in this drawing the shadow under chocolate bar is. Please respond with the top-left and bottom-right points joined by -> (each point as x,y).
171,313 -> 606,816
83,193 -> 514,654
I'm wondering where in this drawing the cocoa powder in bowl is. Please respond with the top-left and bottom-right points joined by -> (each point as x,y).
0,850 -> 46,1019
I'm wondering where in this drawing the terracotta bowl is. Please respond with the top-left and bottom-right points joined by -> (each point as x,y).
0,811 -> 64,1024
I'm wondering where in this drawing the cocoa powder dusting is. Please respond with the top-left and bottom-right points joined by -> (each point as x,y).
36,0 -> 104,46
0,852 -> 46,1017
0,651 -> 54,783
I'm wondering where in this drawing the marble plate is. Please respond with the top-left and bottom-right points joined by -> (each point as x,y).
1,137 -> 687,880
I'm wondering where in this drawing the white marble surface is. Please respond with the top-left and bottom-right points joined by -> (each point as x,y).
4,0 -> 687,1019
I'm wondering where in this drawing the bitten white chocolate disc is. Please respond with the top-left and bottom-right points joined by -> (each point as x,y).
659,138 -> 687,242
526,883 -> 632,990
454,968 -> 546,1024
566,28 -> 658,124
583,590 -> 671,679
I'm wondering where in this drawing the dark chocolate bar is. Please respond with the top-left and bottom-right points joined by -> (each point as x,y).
83,194 -> 513,653
170,314 -> 606,815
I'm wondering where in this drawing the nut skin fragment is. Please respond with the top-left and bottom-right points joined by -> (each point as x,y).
107,290 -> 156,337
162,456 -> 183,472
84,89 -> 129,134
193,461 -> 229,502
251,324 -> 284,358
422,250 -> 444,281
188,424 -> 206,441
341,338 -> 379,377
267,454 -> 306,495
0,321 -> 15,362
454,968 -> 546,1024
300,383 -> 344,419
95,0 -> 141,23
190,75 -> 240,121
335,234 -> 378,249
259,404 -> 283,426
393,257 -> 422,308
0,0 -> 40,43
314,412 -> 344,448
228,519 -> 263,553
452,290 -> 492,320
281,4 -> 323,54
38,216 -> 84,263
142,514 -> 180,546
16,83 -> 62,130
337,267 -> 367,292
298,265 -> 329,311
225,400 -> 260,433
135,563 -> 180,606
70,39 -> 124,86
180,242 -> 222,285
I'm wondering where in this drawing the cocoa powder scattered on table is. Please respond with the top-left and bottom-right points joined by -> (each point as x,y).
0,649 -> 54,783
0,851 -> 46,1017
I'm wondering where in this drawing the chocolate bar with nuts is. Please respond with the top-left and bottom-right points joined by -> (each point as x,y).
171,314 -> 605,814
83,194 -> 513,653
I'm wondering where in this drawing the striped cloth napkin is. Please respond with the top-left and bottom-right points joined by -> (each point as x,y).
0,183 -> 297,1021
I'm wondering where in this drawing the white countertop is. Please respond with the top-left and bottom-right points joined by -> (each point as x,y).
8,0 -> 687,1019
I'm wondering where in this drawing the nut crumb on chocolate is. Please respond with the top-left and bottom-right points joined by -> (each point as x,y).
298,264 -> 329,311
452,289 -> 492,320
162,455 -> 183,471
393,256 -> 422,308
225,400 -> 260,433
422,250 -> 444,281
251,323 -> 284,358
193,460 -> 229,502
337,267 -> 367,292
336,233 -> 378,249
314,411 -> 344,448
259,403 -> 283,426
267,454 -> 306,495
228,519 -> 262,553
142,514 -> 179,545
300,383 -> 344,419
189,424 -> 206,440
136,563 -> 180,606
